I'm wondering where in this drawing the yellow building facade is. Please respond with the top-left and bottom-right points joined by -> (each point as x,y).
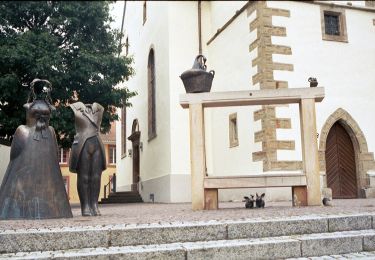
59,124 -> 117,203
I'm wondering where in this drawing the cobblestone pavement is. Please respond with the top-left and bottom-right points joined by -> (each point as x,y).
1,198 -> 375,230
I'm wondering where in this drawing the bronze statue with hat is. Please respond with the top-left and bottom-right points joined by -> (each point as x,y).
0,79 -> 73,219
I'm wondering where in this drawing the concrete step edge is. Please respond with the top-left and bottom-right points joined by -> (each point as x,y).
2,212 -> 373,233
287,251 -> 375,260
1,213 -> 374,254
2,229 -> 375,259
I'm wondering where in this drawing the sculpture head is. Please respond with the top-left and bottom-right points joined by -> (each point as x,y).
24,79 -> 55,128
30,79 -> 52,101
25,100 -> 51,130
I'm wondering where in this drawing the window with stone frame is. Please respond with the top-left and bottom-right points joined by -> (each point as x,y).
121,106 -> 127,158
320,6 -> 348,42
324,13 -> 340,35
229,113 -> 239,148
148,48 -> 156,141
109,145 -> 116,165
143,1 -> 147,25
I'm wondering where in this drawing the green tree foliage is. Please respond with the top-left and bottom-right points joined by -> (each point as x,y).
0,1 -> 135,147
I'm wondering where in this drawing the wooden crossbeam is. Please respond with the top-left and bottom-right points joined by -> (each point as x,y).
180,87 -> 324,109
204,174 -> 307,189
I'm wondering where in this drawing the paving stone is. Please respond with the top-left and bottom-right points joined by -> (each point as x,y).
300,232 -> 363,257
346,252 -> 372,257
287,251 -> 375,260
309,256 -> 337,260
1,199 -> 375,231
360,251 -> 375,256
185,237 -> 301,260
328,215 -> 372,232
0,244 -> 187,260
0,229 -> 110,254
227,216 -> 327,239
2,214 -> 375,255
5,233 -> 375,259
363,233 -> 375,251
110,223 -> 227,247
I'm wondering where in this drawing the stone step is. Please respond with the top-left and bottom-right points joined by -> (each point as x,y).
100,197 -> 143,202
2,230 -> 375,259
107,192 -> 141,196
288,251 -> 375,259
99,191 -> 143,204
107,194 -> 142,198
99,200 -> 143,204
0,213 -> 373,254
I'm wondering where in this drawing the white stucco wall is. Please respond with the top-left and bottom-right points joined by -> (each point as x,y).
204,7 -> 263,176
168,2 -> 198,177
116,1 -> 172,198
116,1 -> 375,203
267,0 -> 375,160
208,1 -> 247,36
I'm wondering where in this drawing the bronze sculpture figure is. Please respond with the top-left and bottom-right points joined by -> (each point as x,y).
69,102 -> 106,216
0,79 -> 73,219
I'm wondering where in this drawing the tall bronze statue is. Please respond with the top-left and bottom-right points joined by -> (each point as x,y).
69,102 -> 106,216
0,79 -> 73,219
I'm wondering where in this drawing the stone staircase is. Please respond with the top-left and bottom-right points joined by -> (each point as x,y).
1,213 -> 375,259
100,191 -> 143,204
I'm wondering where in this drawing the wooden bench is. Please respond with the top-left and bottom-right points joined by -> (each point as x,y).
180,87 -> 325,210
203,173 -> 307,210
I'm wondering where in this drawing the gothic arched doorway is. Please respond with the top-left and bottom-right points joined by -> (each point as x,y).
325,122 -> 357,198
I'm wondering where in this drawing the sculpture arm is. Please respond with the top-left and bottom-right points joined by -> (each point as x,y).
95,103 -> 104,112
93,102 -> 104,127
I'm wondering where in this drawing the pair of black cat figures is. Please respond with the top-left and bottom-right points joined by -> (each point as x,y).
243,193 -> 265,209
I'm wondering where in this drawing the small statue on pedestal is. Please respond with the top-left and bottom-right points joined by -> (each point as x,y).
69,102 -> 106,216
0,79 -> 73,219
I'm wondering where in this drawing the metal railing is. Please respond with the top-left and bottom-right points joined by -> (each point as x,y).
103,174 -> 116,199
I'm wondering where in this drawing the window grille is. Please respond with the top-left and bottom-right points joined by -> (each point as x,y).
324,13 -> 340,35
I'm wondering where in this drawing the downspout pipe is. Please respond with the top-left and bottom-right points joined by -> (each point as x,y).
198,1 -> 202,55
118,1 -> 127,57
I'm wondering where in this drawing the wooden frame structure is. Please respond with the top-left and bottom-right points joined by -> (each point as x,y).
180,87 -> 325,210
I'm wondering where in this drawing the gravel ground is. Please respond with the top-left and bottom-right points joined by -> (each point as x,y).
1,198 -> 375,231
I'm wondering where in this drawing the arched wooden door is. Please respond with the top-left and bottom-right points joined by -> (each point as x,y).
325,122 -> 357,198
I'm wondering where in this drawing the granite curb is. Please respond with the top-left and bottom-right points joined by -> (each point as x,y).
2,230 -> 375,259
1,213 -> 374,254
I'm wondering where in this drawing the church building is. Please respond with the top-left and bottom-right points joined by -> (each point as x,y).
116,1 -> 375,203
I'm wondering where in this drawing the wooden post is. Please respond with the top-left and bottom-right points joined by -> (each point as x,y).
204,189 -> 218,210
299,98 -> 321,206
189,103 -> 206,210
292,186 -> 307,206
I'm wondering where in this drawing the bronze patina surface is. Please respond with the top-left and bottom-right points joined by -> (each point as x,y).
180,55 -> 215,93
70,102 -> 106,216
0,79 -> 73,219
